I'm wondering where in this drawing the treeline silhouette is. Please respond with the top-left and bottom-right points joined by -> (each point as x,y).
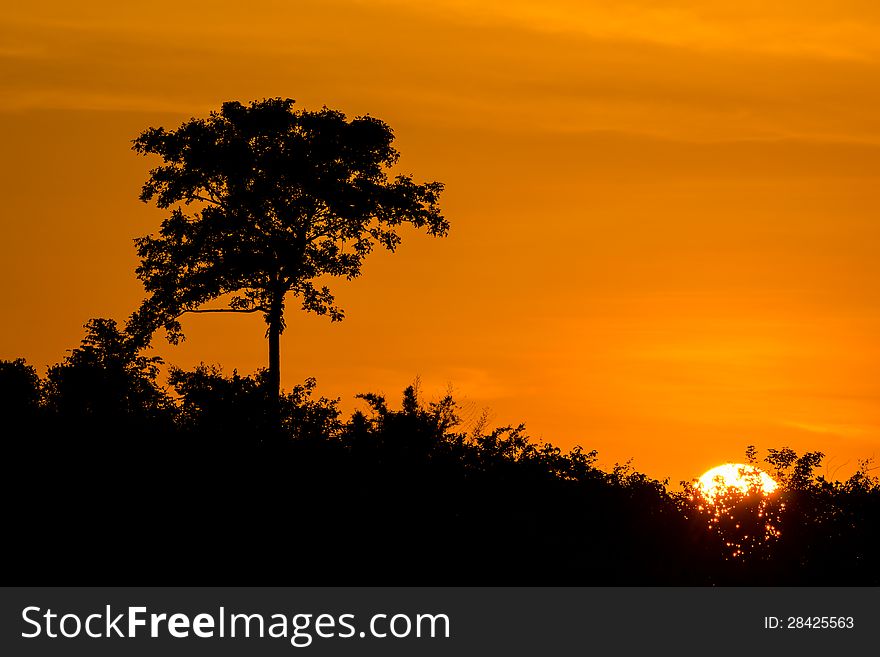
4,319 -> 879,585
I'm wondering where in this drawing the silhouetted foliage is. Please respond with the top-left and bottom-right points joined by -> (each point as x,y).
678,446 -> 880,584
129,98 -> 448,408
0,358 -> 41,420
169,366 -> 341,447
169,365 -> 278,445
1,358 -> 43,457
43,319 -> 171,441
6,326 -> 878,584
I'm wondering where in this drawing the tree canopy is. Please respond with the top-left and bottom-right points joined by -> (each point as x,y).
129,98 -> 447,398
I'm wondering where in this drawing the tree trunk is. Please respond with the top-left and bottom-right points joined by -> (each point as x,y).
266,292 -> 284,435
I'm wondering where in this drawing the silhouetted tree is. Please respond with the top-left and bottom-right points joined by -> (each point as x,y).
130,98 -> 448,419
0,358 -> 41,419
0,358 -> 43,452
44,318 -> 170,439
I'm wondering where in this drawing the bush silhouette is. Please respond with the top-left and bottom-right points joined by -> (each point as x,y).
4,327 -> 878,585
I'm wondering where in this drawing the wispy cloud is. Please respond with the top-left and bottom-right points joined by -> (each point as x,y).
781,421 -> 871,437
362,0 -> 880,60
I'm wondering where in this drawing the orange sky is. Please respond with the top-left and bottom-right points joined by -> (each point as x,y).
2,1 -> 880,483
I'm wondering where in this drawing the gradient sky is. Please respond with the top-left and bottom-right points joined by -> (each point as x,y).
3,1 -> 880,483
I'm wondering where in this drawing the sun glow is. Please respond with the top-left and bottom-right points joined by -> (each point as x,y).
696,463 -> 778,502
692,463 -> 783,559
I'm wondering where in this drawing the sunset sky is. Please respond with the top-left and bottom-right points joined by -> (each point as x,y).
3,1 -> 880,483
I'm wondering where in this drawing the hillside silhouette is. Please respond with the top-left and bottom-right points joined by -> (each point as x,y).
3,319 -> 878,585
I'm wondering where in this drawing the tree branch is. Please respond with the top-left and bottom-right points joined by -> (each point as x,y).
180,307 -> 266,315
191,194 -> 222,206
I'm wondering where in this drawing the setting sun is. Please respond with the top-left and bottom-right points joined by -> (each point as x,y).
696,463 -> 778,502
